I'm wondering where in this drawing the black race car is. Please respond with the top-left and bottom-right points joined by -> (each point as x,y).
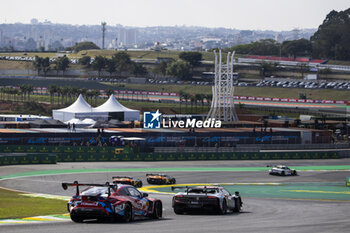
172,186 -> 242,215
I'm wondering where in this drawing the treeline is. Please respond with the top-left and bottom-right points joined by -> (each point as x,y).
225,8 -> 350,61
32,49 -> 204,81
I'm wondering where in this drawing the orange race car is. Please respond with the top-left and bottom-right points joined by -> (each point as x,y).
112,176 -> 143,188
146,174 -> 176,185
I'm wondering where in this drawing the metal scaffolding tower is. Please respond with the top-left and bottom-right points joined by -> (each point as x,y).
207,50 -> 238,122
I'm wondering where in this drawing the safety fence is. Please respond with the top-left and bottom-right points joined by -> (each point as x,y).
0,144 -> 339,165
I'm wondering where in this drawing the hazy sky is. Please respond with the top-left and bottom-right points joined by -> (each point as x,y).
2,0 -> 349,30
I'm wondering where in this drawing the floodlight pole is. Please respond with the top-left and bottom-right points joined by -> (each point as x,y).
101,22 -> 107,50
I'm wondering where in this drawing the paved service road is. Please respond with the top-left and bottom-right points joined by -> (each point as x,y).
1,159 -> 350,233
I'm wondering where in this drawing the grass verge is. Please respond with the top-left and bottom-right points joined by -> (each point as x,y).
0,188 -> 67,219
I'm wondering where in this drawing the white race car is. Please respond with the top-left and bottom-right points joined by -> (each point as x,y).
268,165 -> 297,176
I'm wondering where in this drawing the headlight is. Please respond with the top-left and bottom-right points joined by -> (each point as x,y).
114,203 -> 126,212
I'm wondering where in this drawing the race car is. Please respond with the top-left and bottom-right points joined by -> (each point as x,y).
62,181 -> 162,223
268,165 -> 297,176
112,176 -> 143,188
172,186 -> 242,215
146,174 -> 176,185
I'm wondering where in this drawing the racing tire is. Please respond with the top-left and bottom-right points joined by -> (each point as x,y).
281,171 -> 285,176
292,171 -> 297,176
152,201 -> 163,219
233,198 -> 241,212
174,208 -> 184,215
137,181 -> 143,188
171,179 -> 176,184
147,178 -> 152,184
70,215 -> 84,223
123,203 -> 134,223
218,200 -> 227,215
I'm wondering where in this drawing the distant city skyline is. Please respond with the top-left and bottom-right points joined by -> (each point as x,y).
1,0 -> 349,31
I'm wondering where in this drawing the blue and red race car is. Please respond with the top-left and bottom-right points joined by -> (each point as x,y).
62,181 -> 162,223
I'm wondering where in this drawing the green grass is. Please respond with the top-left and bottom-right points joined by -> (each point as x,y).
0,188 -> 67,219
106,83 -> 350,101
109,83 -> 212,95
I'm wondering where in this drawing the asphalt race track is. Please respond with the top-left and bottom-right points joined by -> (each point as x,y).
1,159 -> 350,233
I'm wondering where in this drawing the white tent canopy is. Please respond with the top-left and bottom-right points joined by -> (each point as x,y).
53,94 -> 139,122
58,94 -> 92,112
53,94 -> 108,122
93,94 -> 139,121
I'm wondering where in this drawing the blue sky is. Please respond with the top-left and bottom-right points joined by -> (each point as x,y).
2,0 -> 349,30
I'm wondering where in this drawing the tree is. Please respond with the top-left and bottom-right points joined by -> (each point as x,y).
311,8 -> 350,60
228,39 -> 280,56
179,52 -> 202,67
112,52 -> 132,75
281,39 -> 312,58
54,56 -> 70,76
106,89 -> 114,97
33,56 -> 42,75
49,85 -> 57,104
105,58 -> 116,77
33,56 -> 50,76
26,85 -> 34,102
132,63 -> 148,76
182,93 -> 190,111
92,56 -> 106,77
178,90 -> 185,113
79,56 -> 91,67
41,57 -> 50,76
166,60 -> 192,80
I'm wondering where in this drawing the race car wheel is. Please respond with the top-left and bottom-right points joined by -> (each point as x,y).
147,178 -> 151,184
174,208 -> 184,215
137,181 -> 143,188
281,171 -> 285,176
233,198 -> 241,212
171,178 -> 176,184
70,215 -> 84,223
152,201 -> 163,219
292,171 -> 297,176
123,203 -> 134,222
218,200 -> 227,215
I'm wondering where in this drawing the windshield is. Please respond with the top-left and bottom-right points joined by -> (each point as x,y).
80,187 -> 113,196
188,188 -> 218,194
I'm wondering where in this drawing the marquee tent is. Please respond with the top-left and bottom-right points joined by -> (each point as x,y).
93,94 -> 140,121
53,94 -> 139,122
52,94 -> 108,122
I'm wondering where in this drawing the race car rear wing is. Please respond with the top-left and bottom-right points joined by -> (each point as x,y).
61,181 -> 116,196
146,173 -> 165,177
112,176 -> 133,179
171,186 -> 218,195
